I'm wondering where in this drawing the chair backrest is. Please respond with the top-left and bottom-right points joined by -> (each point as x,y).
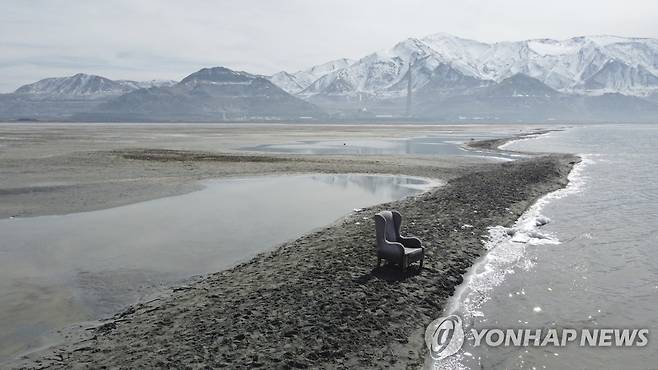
374,210 -> 401,244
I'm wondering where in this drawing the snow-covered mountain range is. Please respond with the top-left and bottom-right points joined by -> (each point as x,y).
2,33 -> 657,122
269,33 -> 658,98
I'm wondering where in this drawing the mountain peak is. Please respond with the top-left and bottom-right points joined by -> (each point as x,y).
421,32 -> 480,43
489,73 -> 559,96
71,72 -> 95,78
180,67 -> 256,85
14,73 -> 131,98
267,58 -> 355,94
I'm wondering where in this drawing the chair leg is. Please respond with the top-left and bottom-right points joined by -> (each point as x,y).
402,255 -> 408,273
377,257 -> 381,267
420,258 -> 424,269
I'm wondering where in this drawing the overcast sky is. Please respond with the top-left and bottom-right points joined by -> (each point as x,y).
1,0 -> 657,92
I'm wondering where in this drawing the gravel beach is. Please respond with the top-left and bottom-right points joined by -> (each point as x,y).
0,124 -> 576,369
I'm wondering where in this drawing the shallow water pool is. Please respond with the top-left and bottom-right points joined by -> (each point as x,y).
0,173 -> 435,362
241,135 -> 520,160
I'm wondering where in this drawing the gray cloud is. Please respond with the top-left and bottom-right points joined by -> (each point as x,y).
1,0 -> 657,92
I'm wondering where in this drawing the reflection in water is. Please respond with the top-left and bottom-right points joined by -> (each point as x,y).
243,135 -> 514,158
310,174 -> 433,199
0,174 -> 434,362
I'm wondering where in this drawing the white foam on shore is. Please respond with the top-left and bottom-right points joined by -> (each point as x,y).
450,155 -> 590,314
498,131 -> 559,151
429,154 -> 592,370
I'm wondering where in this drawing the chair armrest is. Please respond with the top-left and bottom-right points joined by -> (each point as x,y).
399,236 -> 422,249
378,241 -> 405,258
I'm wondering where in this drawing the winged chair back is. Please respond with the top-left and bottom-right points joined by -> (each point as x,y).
374,210 -> 402,244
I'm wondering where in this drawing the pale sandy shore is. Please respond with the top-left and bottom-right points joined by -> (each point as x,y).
0,123 -> 576,369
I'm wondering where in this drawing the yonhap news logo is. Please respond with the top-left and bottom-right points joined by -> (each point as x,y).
424,315 -> 465,360
425,314 -> 649,360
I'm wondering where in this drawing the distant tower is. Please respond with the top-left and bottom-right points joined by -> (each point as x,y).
406,53 -> 417,117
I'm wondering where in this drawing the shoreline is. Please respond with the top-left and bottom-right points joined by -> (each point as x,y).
465,128 -> 565,152
9,149 -> 578,368
445,130 -> 581,315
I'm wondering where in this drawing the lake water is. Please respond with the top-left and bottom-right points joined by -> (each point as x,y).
0,173 -> 435,363
437,125 -> 658,370
242,134 -> 523,160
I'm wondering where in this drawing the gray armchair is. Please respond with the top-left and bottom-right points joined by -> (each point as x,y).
374,210 -> 424,271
